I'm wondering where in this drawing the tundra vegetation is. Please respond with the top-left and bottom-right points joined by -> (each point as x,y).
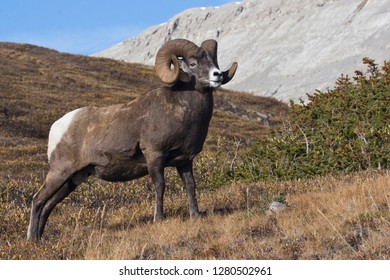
0,43 -> 389,259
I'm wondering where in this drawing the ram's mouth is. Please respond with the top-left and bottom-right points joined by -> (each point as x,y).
198,78 -> 221,88
210,77 -> 222,82
209,79 -> 222,88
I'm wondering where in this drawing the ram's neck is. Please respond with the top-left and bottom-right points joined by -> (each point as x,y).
184,88 -> 213,119
171,82 -> 213,107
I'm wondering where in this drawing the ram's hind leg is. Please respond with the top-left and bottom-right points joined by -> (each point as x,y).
37,180 -> 78,238
27,170 -> 70,241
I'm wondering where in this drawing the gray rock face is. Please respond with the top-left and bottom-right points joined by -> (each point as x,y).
94,0 -> 390,102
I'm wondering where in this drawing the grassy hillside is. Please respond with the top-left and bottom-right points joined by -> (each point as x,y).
0,43 -> 286,178
1,43 -> 389,259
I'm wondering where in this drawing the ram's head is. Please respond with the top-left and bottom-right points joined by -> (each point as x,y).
155,39 -> 237,89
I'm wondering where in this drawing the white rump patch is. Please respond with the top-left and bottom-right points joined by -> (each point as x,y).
47,108 -> 81,160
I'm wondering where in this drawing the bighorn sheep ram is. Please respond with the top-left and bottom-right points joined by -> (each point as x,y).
27,38 -> 237,240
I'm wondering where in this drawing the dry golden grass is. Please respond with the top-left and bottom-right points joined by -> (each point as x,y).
21,170 -> 387,260
78,170 -> 389,260
4,170 -> 387,260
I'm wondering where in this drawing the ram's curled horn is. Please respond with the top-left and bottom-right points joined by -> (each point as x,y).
200,39 -> 237,85
222,62 -> 238,85
155,39 -> 202,84
200,39 -> 218,66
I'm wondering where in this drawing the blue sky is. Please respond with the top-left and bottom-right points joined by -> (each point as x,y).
0,0 -> 233,55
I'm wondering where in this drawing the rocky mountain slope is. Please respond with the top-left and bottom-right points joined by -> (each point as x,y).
94,0 -> 390,102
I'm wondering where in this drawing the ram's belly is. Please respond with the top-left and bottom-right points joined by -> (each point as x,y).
95,158 -> 148,182
95,162 -> 148,182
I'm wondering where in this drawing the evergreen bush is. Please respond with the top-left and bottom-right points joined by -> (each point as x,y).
238,58 -> 390,180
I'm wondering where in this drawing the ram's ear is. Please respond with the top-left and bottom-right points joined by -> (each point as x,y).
179,71 -> 192,83
176,57 -> 193,83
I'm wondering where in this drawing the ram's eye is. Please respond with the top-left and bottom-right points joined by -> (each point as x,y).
189,62 -> 197,68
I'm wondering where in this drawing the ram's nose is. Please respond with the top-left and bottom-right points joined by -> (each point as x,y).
212,68 -> 222,79
209,68 -> 223,88
210,67 -> 222,81
214,69 -> 222,75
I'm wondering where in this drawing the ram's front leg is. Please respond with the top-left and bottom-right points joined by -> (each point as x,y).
146,152 -> 166,222
177,161 -> 201,219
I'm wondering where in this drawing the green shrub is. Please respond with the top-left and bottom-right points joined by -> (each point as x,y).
238,58 -> 390,180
